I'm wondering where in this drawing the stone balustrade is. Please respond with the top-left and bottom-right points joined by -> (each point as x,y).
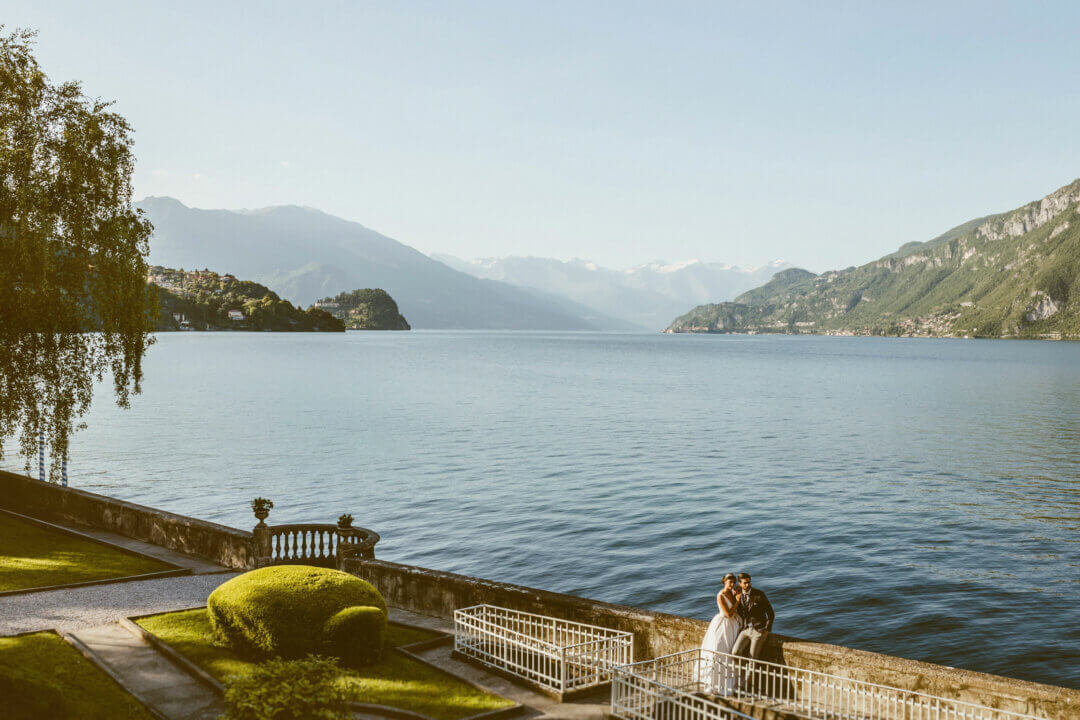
252,522 -> 379,569
0,470 -> 379,572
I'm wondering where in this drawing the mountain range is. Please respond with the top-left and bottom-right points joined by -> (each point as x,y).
433,255 -> 791,330
136,197 -> 635,330
665,178 -> 1080,339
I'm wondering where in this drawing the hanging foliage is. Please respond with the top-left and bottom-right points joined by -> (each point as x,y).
0,27 -> 154,480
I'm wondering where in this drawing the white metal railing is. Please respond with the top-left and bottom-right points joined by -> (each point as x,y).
611,649 -> 1041,720
612,649 -> 758,720
454,604 -> 633,694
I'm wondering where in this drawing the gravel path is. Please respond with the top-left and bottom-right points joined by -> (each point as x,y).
0,572 -> 237,635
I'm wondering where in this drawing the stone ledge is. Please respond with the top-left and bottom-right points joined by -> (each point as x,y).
347,558 -> 1079,719
0,470 -> 254,570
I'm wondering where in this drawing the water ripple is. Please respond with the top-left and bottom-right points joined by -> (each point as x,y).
5,332 -> 1078,688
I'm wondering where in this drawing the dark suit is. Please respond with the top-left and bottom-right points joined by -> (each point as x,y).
732,587 -> 774,659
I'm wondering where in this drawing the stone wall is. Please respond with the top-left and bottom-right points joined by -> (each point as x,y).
346,557 -> 1079,719
2,468 -> 1074,717
0,470 -> 254,569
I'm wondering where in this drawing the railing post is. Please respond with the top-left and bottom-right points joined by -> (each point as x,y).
251,501 -> 272,568
252,523 -> 269,568
336,528 -> 355,570
38,431 -> 45,482
61,458 -> 68,487
560,646 -> 568,694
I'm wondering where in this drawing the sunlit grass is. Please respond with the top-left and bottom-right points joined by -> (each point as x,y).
0,631 -> 156,720
137,608 -> 514,720
0,513 -> 174,592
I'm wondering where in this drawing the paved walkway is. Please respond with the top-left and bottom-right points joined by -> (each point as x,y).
0,572 -> 237,635
73,623 -> 223,720
0,518 -> 610,719
6,577 -> 611,719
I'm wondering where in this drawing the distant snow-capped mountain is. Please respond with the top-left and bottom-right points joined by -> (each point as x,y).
135,197 -> 630,330
432,254 -> 791,330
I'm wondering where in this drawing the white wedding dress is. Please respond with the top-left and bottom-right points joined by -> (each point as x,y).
699,592 -> 740,695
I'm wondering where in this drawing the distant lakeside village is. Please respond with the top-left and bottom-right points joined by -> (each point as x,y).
146,267 -> 410,332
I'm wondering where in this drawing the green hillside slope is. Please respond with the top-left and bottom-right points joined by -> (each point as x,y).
150,266 -> 344,331
314,288 -> 410,330
666,179 -> 1080,339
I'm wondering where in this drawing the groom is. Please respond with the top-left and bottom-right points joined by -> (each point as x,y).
732,572 -> 774,659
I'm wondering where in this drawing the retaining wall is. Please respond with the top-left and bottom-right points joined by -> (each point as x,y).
2,469 -> 1075,717
0,470 -> 254,569
345,557 -> 1079,719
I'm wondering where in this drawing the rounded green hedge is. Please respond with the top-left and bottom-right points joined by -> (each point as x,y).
207,565 -> 387,661
324,605 -> 387,666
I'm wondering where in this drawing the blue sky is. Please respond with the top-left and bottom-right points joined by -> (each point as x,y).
7,1 -> 1080,271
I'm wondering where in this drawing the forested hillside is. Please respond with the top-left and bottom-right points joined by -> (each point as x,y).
666,179 -> 1080,339
314,288 -> 410,330
149,267 -> 344,331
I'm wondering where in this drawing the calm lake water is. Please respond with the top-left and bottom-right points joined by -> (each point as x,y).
11,332 -> 1080,687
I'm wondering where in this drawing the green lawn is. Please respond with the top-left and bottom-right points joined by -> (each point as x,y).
0,513 -> 174,592
137,609 -> 515,720
0,631 -> 156,720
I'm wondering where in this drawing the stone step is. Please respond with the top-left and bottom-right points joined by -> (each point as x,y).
71,622 -> 223,720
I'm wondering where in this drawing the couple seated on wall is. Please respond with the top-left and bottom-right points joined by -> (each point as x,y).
699,572 -> 775,695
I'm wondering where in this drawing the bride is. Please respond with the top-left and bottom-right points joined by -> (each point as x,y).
700,573 -> 741,695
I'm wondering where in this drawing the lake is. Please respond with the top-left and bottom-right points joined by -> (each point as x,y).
10,332 -> 1079,688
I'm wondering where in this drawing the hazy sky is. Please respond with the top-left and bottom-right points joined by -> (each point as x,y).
8,1 -> 1080,271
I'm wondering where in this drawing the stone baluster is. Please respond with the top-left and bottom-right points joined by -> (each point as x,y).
247,513 -> 378,570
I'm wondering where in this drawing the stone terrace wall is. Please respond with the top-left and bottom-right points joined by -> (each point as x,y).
346,557 -> 1078,719
1,469 -> 1073,717
0,470 -> 254,569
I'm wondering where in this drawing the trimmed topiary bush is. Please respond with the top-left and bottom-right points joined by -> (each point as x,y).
207,565 -> 386,660
323,605 -> 387,665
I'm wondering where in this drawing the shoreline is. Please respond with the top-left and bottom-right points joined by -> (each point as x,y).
662,328 -> 1079,340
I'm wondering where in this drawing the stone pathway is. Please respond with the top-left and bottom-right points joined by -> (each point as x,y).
5,578 -> 612,719
73,623 -> 223,720
0,572 -> 237,635
0,516 -> 611,720
0,513 -> 238,718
